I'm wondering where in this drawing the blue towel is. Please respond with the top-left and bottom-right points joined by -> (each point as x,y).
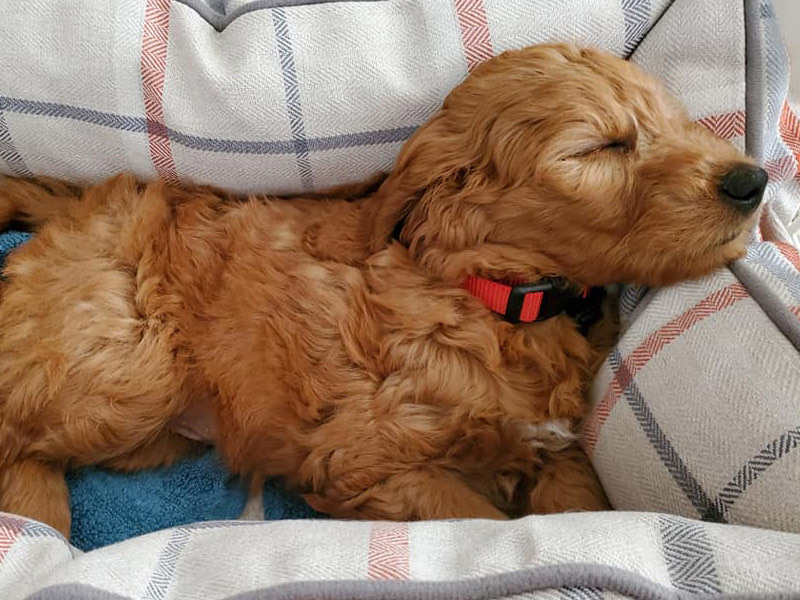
1,230 -> 324,551
67,451 -> 249,550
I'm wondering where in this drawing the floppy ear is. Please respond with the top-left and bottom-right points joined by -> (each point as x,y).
366,111 -> 485,253
365,178 -> 419,254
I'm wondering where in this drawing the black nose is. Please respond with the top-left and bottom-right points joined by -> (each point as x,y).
720,165 -> 768,213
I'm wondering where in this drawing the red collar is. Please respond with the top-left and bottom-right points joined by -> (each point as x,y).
463,275 -> 590,324
389,217 -> 599,327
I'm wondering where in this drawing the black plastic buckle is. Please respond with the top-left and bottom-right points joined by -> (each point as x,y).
504,278 -> 566,323
566,286 -> 607,335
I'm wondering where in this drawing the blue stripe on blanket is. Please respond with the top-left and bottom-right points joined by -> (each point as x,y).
1,230 -> 323,552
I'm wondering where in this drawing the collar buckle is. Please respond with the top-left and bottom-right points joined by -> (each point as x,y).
464,275 -> 600,329
505,278 -> 586,323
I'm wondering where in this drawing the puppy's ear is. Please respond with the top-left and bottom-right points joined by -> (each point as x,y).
366,111 -> 481,252
365,175 -> 422,254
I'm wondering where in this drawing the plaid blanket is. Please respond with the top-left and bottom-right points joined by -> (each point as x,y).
587,240 -> 800,534
3,511 -> 800,599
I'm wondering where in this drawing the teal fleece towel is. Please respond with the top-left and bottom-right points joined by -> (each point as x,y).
67,451 -> 249,551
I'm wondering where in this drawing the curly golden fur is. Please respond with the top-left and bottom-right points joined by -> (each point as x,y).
0,44 -> 762,537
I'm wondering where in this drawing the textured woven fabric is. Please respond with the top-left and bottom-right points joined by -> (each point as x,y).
586,241 -> 800,533
0,231 -> 32,258
2,511 -> 800,599
66,451 -> 249,552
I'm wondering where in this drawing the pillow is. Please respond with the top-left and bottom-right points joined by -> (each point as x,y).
4,511 -> 800,598
0,0 -> 677,194
586,241 -> 800,533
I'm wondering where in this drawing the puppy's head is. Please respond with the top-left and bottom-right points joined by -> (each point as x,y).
370,43 -> 766,287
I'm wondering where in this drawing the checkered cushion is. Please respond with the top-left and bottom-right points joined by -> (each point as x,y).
586,241 -> 800,534
0,0 -> 668,193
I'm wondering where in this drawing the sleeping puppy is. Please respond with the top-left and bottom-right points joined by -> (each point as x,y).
0,43 -> 766,537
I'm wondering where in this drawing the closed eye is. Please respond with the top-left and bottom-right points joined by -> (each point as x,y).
603,140 -> 631,152
571,139 -> 634,158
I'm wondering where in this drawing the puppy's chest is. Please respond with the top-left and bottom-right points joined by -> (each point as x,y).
364,321 -> 584,460
365,284 -> 590,426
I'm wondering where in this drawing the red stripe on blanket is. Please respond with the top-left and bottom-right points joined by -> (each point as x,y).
368,523 -> 410,580
141,0 -> 179,184
584,283 -> 749,453
776,241 -> 800,273
0,517 -> 24,563
779,103 -> 800,182
696,111 -> 746,140
453,0 -> 493,72
764,154 -> 797,183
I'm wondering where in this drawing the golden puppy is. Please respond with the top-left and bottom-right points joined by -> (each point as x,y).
0,44 -> 765,537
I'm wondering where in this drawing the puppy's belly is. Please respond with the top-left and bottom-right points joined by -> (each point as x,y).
169,398 -> 218,443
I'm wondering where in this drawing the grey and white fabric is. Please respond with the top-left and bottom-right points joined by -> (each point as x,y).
3,511 -> 800,599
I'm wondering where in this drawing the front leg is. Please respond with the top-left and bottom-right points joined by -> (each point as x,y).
527,445 -> 610,514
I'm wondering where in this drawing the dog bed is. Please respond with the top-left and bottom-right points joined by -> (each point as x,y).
1,0 -> 799,597
4,511 -> 800,599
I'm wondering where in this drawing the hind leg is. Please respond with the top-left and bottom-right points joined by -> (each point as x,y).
0,425 -> 201,538
102,431 -> 203,472
0,391 -> 198,536
0,460 -> 71,537
0,175 -> 224,537
0,433 -> 199,538
0,211 -> 190,532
